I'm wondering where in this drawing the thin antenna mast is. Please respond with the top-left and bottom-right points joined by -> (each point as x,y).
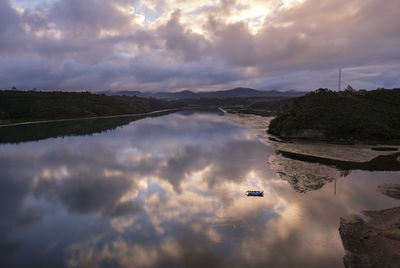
338,68 -> 342,91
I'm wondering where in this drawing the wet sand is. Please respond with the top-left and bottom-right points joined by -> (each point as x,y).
339,184 -> 400,268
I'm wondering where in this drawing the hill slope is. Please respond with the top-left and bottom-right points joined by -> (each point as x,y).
0,90 -> 183,124
268,88 -> 400,143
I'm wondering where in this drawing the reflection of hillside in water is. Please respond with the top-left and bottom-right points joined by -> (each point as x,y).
0,111 -> 174,144
277,150 -> 400,172
267,141 -> 400,193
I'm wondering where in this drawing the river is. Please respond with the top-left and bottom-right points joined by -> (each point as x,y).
0,109 -> 399,267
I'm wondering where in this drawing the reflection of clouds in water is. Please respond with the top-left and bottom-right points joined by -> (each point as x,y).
1,112 -> 399,267
33,166 -> 141,217
108,113 -> 247,152
63,169 -> 346,267
69,238 -> 160,268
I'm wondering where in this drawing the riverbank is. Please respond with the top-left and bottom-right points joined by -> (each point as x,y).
0,108 -> 182,128
339,184 -> 400,268
219,97 -> 293,117
223,110 -> 400,193
222,110 -> 400,161
0,90 -> 184,126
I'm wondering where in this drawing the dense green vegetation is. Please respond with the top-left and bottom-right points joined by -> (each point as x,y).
182,96 -> 293,109
268,88 -> 400,143
224,98 -> 294,116
0,90 -> 183,124
183,96 -> 294,116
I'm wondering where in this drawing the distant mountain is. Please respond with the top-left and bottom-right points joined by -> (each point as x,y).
103,87 -> 306,99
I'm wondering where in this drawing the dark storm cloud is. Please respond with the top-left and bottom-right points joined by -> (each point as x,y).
0,0 -> 26,54
49,0 -> 134,38
1,0 -> 400,91
127,54 -> 244,87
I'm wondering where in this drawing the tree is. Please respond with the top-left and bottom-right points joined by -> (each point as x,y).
345,85 -> 355,92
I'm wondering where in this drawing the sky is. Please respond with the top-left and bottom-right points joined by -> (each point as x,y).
1,0 -> 399,92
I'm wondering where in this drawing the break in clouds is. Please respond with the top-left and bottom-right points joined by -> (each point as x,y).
1,0 -> 400,92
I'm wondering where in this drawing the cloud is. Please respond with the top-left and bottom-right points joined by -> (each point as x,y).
49,0 -> 134,38
156,9 -> 211,62
1,0 -> 399,91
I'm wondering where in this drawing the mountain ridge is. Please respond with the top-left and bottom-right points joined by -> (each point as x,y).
103,87 -> 306,99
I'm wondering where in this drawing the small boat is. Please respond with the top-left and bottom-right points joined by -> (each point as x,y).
246,190 -> 264,197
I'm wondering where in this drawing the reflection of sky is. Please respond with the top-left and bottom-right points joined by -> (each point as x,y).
0,111 -> 399,267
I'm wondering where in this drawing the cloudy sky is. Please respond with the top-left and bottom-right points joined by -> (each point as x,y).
1,0 -> 399,92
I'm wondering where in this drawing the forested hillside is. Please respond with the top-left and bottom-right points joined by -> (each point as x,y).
268,88 -> 400,143
0,90 -> 183,124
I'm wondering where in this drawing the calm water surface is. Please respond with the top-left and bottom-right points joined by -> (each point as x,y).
0,110 -> 399,267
